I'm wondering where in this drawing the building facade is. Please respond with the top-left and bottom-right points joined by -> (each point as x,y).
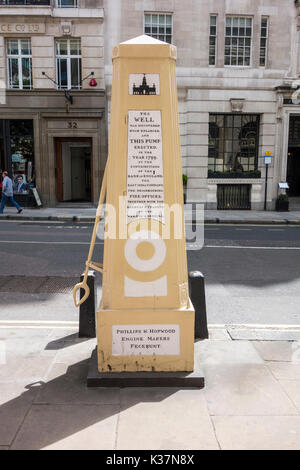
0,0 -> 105,206
104,0 -> 300,210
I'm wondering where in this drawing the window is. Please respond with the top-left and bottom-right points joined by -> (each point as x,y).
260,17 -> 269,67
0,1 -> 50,5
208,114 -> 260,173
10,120 -> 35,190
56,39 -> 81,90
224,17 -> 252,66
7,39 -> 32,90
209,15 -> 217,65
56,0 -> 78,7
0,119 -> 35,191
144,13 -> 172,44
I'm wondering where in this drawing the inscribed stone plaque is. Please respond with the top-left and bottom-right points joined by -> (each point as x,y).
112,325 -> 180,356
127,110 -> 165,223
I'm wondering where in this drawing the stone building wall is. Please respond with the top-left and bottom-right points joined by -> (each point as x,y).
0,1 -> 106,206
104,0 -> 300,209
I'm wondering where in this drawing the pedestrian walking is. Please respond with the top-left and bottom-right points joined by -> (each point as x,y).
0,171 -> 23,214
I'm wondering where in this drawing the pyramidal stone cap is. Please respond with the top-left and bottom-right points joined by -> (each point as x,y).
121,35 -> 167,45
112,35 -> 177,60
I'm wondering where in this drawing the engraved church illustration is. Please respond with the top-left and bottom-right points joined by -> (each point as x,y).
132,74 -> 157,95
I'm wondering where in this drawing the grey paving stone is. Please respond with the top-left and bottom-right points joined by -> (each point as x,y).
35,362 -> 120,405
267,362 -> 300,380
278,380 -> 300,412
229,330 -> 300,341
0,382 -> 40,446
117,388 -> 218,450
0,355 -> 54,383
11,405 -> 119,450
194,339 -> 263,366
207,328 -> 231,340
213,416 -> 300,450
252,341 -> 299,362
53,339 -> 97,365
0,329 -> 54,356
204,364 -> 298,416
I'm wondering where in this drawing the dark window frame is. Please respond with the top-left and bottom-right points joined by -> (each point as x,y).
208,113 -> 260,173
288,115 -> 300,146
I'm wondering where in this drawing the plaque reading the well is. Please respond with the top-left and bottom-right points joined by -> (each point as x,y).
127,110 -> 165,223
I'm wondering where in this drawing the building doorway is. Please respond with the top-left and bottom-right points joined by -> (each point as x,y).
287,148 -> 300,197
287,116 -> 300,197
56,138 -> 92,203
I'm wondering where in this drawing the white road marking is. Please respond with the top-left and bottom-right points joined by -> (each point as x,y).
1,322 -> 299,331
209,323 -> 300,330
0,240 -> 299,249
0,240 -> 103,245
205,245 -> 300,250
0,326 -> 78,330
0,320 -> 78,324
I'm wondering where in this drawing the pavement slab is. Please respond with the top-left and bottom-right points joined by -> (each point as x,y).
278,380 -> 300,413
203,364 -> 299,416
117,388 -> 219,450
53,338 -> 97,365
0,382 -> 40,446
195,339 -> 263,366
212,416 -> 300,450
35,361 -> 121,405
267,362 -> 300,380
11,404 -> 120,450
229,330 -> 300,341
207,328 -> 231,340
0,355 -> 54,383
252,341 -> 300,362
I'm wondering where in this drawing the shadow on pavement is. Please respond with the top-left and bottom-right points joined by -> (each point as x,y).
45,333 -> 90,350
1,356 -> 179,450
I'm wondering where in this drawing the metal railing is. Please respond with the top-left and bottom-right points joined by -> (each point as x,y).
217,184 -> 251,210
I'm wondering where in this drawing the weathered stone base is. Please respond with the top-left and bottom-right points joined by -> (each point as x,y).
87,347 -> 204,388
96,304 -> 195,373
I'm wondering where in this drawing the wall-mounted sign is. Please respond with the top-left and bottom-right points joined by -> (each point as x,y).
129,74 -> 160,95
264,152 -> 272,165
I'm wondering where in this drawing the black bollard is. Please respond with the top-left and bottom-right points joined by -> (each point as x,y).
189,271 -> 209,340
79,270 -> 96,338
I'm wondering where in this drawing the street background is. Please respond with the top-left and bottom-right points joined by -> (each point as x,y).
0,214 -> 300,450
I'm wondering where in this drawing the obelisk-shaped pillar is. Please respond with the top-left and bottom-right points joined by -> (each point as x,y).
97,35 -> 195,373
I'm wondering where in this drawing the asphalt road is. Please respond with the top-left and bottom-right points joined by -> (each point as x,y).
0,220 -> 300,326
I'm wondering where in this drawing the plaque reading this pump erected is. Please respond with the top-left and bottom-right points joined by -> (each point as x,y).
127,110 -> 165,223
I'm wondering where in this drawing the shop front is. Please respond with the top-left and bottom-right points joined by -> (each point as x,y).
0,88 -> 106,207
0,118 -> 37,207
